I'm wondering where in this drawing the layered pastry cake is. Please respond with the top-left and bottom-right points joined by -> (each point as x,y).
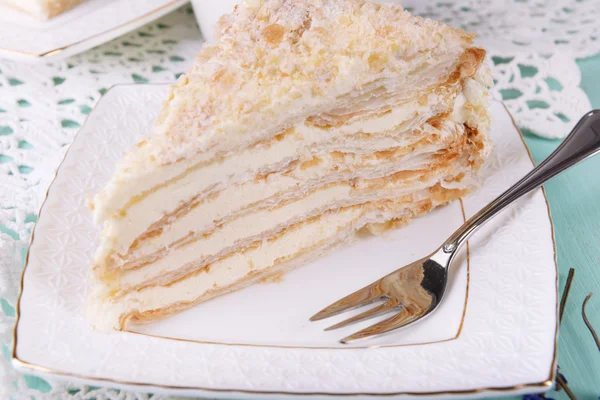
2,0 -> 83,19
86,0 -> 492,330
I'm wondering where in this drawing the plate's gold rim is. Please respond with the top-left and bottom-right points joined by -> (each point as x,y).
0,0 -> 188,59
10,88 -> 558,396
11,356 -> 552,396
505,102 -> 560,385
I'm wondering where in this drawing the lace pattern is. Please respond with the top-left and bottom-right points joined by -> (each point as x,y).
0,1 -> 597,398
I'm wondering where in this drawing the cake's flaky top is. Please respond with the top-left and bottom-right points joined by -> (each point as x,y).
121,0 -> 474,171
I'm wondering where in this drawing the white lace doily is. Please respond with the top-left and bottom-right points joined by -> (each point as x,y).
0,2 -> 598,398
404,0 -> 597,139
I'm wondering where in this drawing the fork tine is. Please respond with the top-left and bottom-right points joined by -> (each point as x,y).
310,281 -> 386,322
340,305 -> 429,344
324,299 -> 399,331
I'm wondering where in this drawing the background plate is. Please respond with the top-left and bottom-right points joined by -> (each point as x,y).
0,0 -> 188,61
13,85 -> 557,398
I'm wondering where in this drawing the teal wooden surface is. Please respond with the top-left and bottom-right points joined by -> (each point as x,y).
491,54 -> 600,400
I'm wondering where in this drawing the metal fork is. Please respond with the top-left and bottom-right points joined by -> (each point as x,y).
311,110 -> 600,344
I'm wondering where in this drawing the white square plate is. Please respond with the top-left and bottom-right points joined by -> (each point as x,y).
13,85 -> 558,398
0,0 -> 188,62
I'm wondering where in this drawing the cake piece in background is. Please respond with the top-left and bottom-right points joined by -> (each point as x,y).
86,0 -> 492,330
1,0 -> 83,19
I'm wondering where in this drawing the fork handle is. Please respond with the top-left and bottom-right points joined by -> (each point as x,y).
443,110 -> 600,254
